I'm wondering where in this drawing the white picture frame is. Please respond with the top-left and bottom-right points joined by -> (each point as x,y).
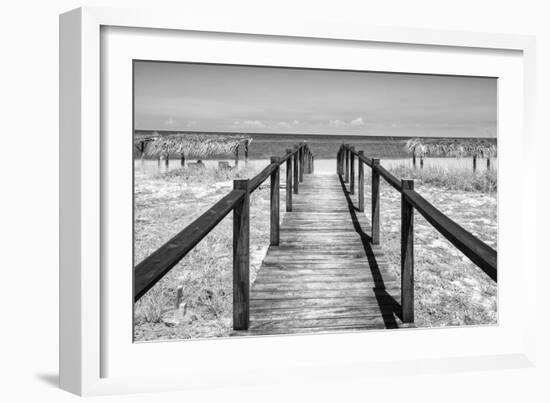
60,6 -> 537,396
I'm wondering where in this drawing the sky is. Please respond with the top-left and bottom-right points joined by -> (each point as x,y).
134,61 -> 497,138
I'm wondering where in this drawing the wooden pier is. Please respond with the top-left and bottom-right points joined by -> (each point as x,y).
249,174 -> 402,334
134,142 -> 497,336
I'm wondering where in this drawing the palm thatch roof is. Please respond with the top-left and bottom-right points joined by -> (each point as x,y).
135,133 -> 252,158
405,138 -> 497,158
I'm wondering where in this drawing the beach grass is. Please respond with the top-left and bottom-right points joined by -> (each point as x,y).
134,163 -> 277,340
361,171 -> 497,328
389,164 -> 497,193
134,161 -> 497,340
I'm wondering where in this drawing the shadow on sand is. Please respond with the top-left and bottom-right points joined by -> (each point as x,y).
337,174 -> 403,328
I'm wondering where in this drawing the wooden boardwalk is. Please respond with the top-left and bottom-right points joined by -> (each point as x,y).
248,174 -> 404,335
135,143 -> 496,337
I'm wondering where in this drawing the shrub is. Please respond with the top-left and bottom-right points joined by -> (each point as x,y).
389,164 -> 497,193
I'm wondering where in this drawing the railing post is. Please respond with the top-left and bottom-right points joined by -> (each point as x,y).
293,146 -> 299,194
299,145 -> 304,183
337,147 -> 341,175
401,179 -> 414,323
358,151 -> 365,212
165,153 -> 169,168
371,158 -> 380,245
270,157 -> 280,246
285,150 -> 292,212
350,146 -> 355,195
311,155 -> 315,173
233,179 -> 250,330
473,155 -> 477,173
344,144 -> 349,183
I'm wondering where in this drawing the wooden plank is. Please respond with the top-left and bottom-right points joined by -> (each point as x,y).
249,316 -> 398,331
250,288 -> 401,300
250,296 -> 400,310
251,281 -> 396,291
247,172 -> 402,333
250,306 -> 398,321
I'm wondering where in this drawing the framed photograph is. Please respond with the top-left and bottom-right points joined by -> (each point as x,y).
60,7 -> 536,396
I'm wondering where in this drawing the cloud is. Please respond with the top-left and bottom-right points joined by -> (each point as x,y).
277,121 -> 291,128
292,120 -> 299,125
329,119 -> 346,128
350,117 -> 365,126
164,117 -> 176,126
186,120 -> 198,127
233,119 -> 266,128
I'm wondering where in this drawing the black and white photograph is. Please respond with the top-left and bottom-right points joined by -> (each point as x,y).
132,61 -> 497,341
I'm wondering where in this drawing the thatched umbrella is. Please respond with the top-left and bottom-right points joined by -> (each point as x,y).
136,133 -> 253,167
405,138 -> 497,171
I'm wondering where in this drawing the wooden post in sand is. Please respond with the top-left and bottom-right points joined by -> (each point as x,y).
233,179 -> 250,330
401,179 -> 415,323
358,151 -> 365,212
293,146 -> 299,194
371,158 -> 380,245
270,157 -> 281,246
286,149 -> 293,212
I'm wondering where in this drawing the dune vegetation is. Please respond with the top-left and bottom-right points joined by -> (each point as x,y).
389,164 -> 497,193
134,156 -> 497,341
134,163 -> 279,341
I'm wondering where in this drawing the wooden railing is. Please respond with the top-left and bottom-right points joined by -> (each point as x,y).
134,142 -> 315,330
337,144 -> 497,324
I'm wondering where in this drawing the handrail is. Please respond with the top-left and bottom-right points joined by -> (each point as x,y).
337,143 -> 497,323
134,142 -> 313,330
248,163 -> 278,193
339,143 -> 497,281
374,164 -> 401,192
402,189 -> 497,281
134,189 -> 245,301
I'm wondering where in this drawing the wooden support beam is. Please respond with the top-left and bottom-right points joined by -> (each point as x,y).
401,179 -> 414,323
286,149 -> 292,212
270,157 -> 280,246
299,146 -> 304,182
344,145 -> 350,183
293,146 -> 299,194
350,146 -> 355,195
371,158 -> 380,245
358,150 -> 365,212
180,152 -> 185,167
233,179 -> 250,330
